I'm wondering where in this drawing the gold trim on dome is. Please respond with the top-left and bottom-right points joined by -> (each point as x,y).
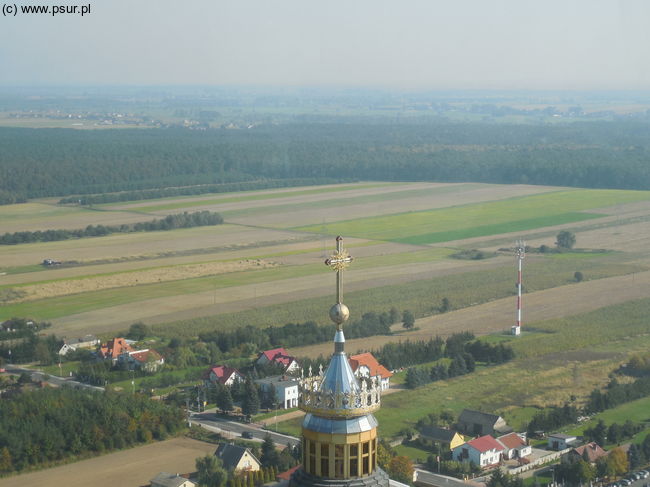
298,375 -> 382,418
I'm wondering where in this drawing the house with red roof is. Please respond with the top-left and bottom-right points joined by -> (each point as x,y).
98,337 -> 133,363
205,365 -> 244,386
497,432 -> 531,460
256,347 -> 299,373
453,435 -> 504,468
118,349 -> 165,373
349,352 -> 393,390
565,442 -> 607,464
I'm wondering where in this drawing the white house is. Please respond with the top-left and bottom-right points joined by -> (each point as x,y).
117,349 -> 164,373
497,432 -> 531,460
548,433 -> 578,451
150,472 -> 196,487
57,334 -> 100,356
206,365 -> 244,386
349,352 -> 393,390
453,435 -> 503,468
255,375 -> 299,409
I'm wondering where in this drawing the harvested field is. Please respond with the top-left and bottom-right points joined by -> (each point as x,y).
109,181 -> 410,212
225,183 -> 559,228
46,254 -> 494,336
0,437 -> 215,487
289,269 -> 650,358
4,259 -> 278,303
0,203 -> 155,233
0,224 -> 307,268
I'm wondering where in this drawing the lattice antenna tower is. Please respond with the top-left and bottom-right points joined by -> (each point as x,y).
512,239 -> 525,336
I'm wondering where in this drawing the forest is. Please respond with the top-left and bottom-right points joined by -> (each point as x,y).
2,119 -> 650,201
0,387 -> 185,474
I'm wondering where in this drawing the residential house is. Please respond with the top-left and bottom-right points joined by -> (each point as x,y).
58,334 -> 100,356
453,435 -> 503,468
255,375 -> 299,409
98,337 -> 133,363
349,352 -> 393,390
118,349 -> 164,373
150,472 -> 196,487
497,433 -> 531,460
418,425 -> 465,454
205,365 -> 244,386
256,347 -> 300,373
547,433 -> 578,451
457,409 -> 512,437
565,442 -> 607,464
214,443 -> 261,472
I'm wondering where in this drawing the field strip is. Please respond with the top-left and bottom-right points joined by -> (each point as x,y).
226,183 -> 559,228
110,181 -> 414,212
0,241 -> 421,301
0,437 -> 215,487
294,189 -> 650,243
0,225 -> 306,268
289,269 -> 650,358
48,257 -> 502,336
218,183 -> 486,219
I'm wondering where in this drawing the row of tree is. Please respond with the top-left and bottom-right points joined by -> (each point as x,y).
585,376 -> 650,414
526,404 -> 579,435
0,211 -> 223,245
583,419 -> 642,446
198,310 -> 399,354
0,387 -> 184,474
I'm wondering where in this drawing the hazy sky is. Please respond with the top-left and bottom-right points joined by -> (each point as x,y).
2,0 -> 650,89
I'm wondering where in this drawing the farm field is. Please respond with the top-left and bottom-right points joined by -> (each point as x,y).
2,181 -> 650,344
0,437 -> 215,487
294,189 -> 650,244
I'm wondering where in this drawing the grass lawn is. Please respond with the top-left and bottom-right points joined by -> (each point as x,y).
294,189 -> 650,244
253,408 -> 299,422
40,361 -> 80,377
273,417 -> 303,438
566,396 -> 650,442
393,443 -> 432,463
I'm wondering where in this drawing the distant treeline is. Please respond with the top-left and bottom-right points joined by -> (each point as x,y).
3,121 -> 650,200
0,210 -> 223,245
0,388 -> 184,473
58,177 -> 351,205
198,310 -> 397,352
375,332 -> 515,370
584,375 -> 650,414
397,333 -> 515,389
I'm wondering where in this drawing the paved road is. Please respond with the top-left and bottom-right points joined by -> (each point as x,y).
3,364 -> 105,392
190,411 -> 299,447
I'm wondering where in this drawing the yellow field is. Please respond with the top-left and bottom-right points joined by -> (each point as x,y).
0,437 -> 215,487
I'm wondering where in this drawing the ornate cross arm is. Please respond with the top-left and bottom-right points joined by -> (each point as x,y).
324,236 -> 353,328
324,236 -> 353,304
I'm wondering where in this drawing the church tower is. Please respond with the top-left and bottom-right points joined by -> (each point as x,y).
290,236 -> 390,487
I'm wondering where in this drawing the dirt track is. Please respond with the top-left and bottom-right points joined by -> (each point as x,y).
0,437 -> 215,487
289,269 -> 650,357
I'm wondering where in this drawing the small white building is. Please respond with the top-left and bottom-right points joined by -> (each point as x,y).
57,334 -> 100,356
150,472 -> 196,487
548,433 -> 578,451
255,375 -> 299,409
453,435 -> 503,468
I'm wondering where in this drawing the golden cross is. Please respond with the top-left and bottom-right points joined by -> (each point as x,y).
325,236 -> 353,304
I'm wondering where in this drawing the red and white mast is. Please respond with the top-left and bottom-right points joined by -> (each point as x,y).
512,240 -> 525,336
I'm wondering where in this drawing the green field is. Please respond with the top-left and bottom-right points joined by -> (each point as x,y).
295,189 -> 650,243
